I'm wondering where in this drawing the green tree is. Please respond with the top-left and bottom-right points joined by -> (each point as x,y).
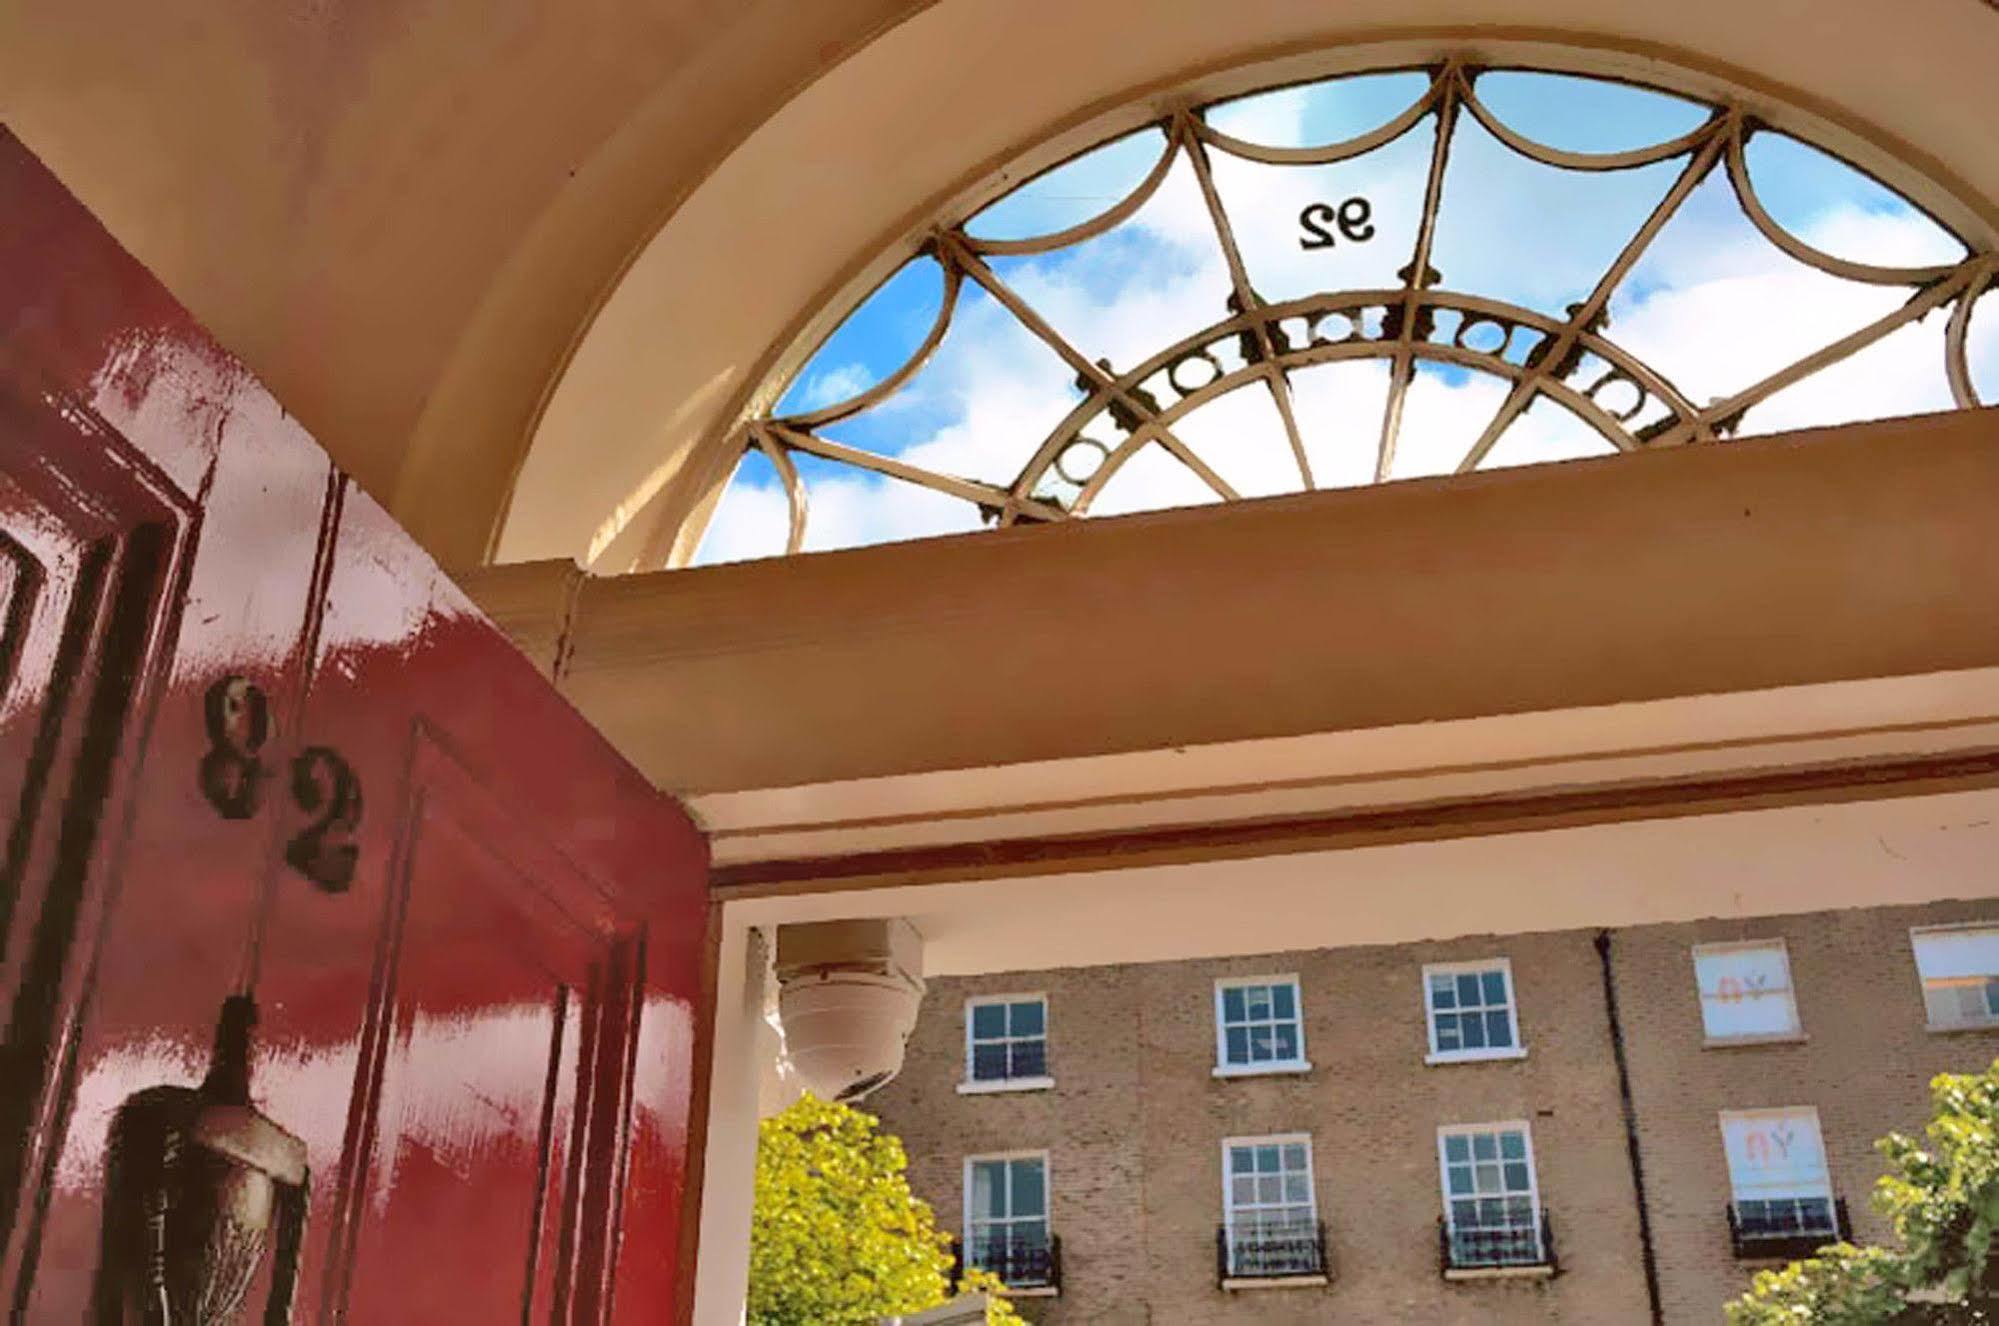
1728,1061 -> 1999,1324
747,1094 -> 1023,1326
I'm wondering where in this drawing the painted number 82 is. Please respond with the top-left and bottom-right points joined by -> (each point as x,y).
1298,197 -> 1375,249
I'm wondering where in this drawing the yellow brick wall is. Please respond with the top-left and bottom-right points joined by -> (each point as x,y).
870,897 -> 1999,1324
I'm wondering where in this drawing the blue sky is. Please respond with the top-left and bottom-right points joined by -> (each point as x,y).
701,68 -> 1992,564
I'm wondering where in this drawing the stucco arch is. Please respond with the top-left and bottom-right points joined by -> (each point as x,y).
491,0 -> 1999,572
0,0 -> 924,567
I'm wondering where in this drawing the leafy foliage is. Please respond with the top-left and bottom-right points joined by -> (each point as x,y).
747,1094 -> 1023,1326
1727,1062 -> 1999,1324
1729,1244 -> 1907,1325
1879,1066 -> 1999,1305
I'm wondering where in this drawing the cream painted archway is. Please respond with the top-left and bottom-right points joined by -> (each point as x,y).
495,0 -> 1999,572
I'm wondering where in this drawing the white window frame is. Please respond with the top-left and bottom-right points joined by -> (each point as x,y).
1692,939 -> 1805,1046
962,1150 -> 1056,1295
1435,1120 -> 1549,1278
1718,1107 -> 1837,1241
1422,959 -> 1527,1064
1212,974 -> 1311,1078
1219,1132 -> 1325,1288
958,992 -> 1054,1094
1910,923 -> 1999,1033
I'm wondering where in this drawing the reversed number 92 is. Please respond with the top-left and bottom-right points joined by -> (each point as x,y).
1299,198 -> 1375,250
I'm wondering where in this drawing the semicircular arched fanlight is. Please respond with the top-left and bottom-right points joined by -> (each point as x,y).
686,60 -> 1999,566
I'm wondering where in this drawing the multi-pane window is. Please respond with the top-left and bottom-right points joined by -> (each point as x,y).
1694,941 -> 1803,1042
1213,976 -> 1308,1074
1221,1136 -> 1321,1278
1911,925 -> 1999,1030
964,995 -> 1049,1086
1720,1108 -> 1837,1242
1423,961 -> 1523,1062
965,1154 -> 1054,1287
1437,1124 -> 1545,1268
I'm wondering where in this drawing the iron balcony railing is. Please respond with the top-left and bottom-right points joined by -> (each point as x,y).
1729,1197 -> 1850,1261
1215,1220 -> 1329,1284
1439,1211 -> 1557,1276
953,1230 -> 1061,1293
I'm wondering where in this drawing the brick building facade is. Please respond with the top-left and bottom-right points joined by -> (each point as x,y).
868,897 -> 1999,1324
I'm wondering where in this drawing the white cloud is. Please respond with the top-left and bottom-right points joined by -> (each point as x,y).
1610,207 -> 1968,428
791,361 -> 873,411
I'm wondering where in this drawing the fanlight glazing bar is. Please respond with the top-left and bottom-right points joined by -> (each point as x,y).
1193,70 -> 1445,167
1725,129 -> 1963,288
774,260 -> 966,431
1456,112 -> 1736,472
1175,108 -> 1316,490
765,422 -> 1070,525
748,425 -> 811,554
1945,268 -> 1993,409
960,133 -> 1185,258
1458,78 -> 1723,172
1374,62 -> 1466,482
1000,286 -> 1701,513
937,232 -> 1243,504
1648,256 -> 1995,445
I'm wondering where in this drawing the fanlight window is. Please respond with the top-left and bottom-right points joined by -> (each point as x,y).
693,61 -> 1998,564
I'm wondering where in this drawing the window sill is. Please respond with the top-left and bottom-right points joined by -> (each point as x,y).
956,1076 -> 1055,1095
1221,1274 -> 1329,1292
1444,1264 -> 1556,1282
1212,1061 -> 1313,1079
1425,1048 -> 1528,1066
1926,1019 -> 1999,1035
1734,1250 -> 1831,1267
1004,1286 -> 1059,1299
1704,1032 -> 1808,1049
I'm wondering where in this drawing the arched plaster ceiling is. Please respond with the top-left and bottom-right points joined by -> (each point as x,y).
7,1 -> 1996,570
0,0 -> 920,564
502,0 -> 1999,571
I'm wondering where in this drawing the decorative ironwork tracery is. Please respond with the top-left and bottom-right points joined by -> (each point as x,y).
695,60 -> 1998,562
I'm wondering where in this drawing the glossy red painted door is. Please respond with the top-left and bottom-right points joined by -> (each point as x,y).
0,130 -> 711,1322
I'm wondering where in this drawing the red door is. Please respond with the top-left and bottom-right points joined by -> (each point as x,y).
0,131 -> 711,1322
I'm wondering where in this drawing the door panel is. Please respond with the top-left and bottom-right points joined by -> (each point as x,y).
317,721 -> 646,1324
8,419 -> 335,1321
1,129 -> 711,1323
0,384 -> 195,1304
340,800 -> 601,1323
